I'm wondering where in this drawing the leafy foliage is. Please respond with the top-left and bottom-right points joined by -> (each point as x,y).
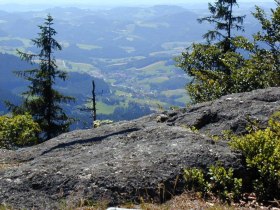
251,1 -> 280,85
176,0 -> 246,103
176,43 -> 228,102
177,1 -> 280,103
230,112 -> 280,201
0,113 -> 40,149
184,112 -> 280,203
8,15 -> 75,141
184,166 -> 242,202
184,168 -> 207,193
208,165 -> 242,201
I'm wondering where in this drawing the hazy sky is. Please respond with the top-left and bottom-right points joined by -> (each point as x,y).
0,0 -> 185,5
0,0 -> 274,5
0,0 -> 275,12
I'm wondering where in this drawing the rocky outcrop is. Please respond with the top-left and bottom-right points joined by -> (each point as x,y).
0,87 -> 279,209
160,87 -> 280,135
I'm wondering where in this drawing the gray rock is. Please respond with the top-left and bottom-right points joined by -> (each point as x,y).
161,87 -> 280,135
0,87 -> 279,209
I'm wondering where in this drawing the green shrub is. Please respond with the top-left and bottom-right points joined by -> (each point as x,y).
208,165 -> 242,201
184,168 -> 208,193
230,112 -> 280,201
0,113 -> 41,149
183,166 -> 242,202
184,112 -> 280,203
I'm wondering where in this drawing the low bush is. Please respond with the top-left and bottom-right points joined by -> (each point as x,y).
184,112 -> 280,203
184,166 -> 242,202
0,113 -> 41,149
230,112 -> 280,201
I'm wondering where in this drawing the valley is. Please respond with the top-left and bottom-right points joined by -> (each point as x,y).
0,4 -> 264,128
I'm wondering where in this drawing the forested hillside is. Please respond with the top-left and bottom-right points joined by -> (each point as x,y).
0,6 -> 206,122
0,3 -> 277,124
0,53 -> 111,127
0,1 -> 280,209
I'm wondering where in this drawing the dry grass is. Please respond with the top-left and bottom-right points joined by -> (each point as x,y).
1,192 -> 279,210
137,193 -> 236,210
73,192 -> 275,210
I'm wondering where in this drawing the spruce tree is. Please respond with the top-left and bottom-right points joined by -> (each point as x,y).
14,15 -> 74,140
198,0 -> 245,54
177,0 -> 280,103
176,0 -> 247,103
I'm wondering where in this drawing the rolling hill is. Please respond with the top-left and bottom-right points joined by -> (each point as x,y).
0,4 -> 266,126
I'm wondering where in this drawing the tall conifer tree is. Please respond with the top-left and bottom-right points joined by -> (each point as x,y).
15,15 -> 74,140
176,0 -> 246,102
198,0 -> 245,53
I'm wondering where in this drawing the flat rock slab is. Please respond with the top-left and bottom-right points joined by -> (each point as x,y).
0,87 -> 279,209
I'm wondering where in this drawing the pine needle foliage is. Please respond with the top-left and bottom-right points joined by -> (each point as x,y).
198,0 -> 245,54
9,15 -> 75,141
